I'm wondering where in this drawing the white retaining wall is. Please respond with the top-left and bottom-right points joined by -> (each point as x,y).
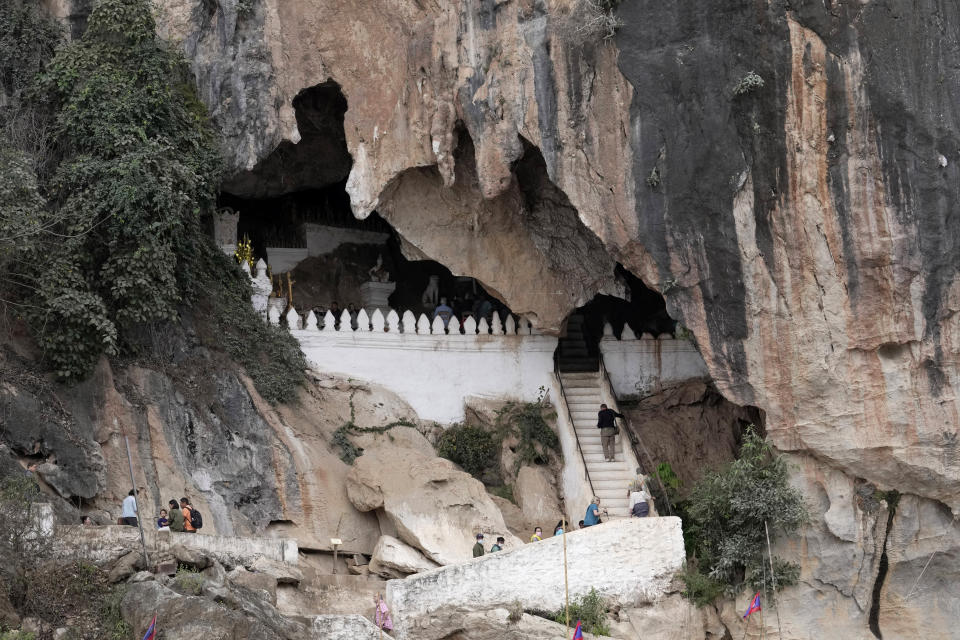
599,329 -> 709,399
386,517 -> 685,640
58,524 -> 298,567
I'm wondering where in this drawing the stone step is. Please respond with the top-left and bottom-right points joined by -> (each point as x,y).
560,372 -> 600,380
565,387 -> 600,395
587,469 -> 633,481
583,454 -> 626,463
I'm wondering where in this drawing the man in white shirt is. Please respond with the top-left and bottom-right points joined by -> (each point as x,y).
121,489 -> 138,527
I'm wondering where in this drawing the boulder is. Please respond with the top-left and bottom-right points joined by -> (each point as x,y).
346,446 -> 520,565
248,556 -> 303,586
368,535 -> 439,578
227,566 -> 278,605
169,544 -> 211,571
514,466 -> 563,530
108,550 -> 142,583
489,495 -> 533,540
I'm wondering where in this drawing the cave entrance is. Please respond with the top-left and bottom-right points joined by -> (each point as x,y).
217,80 -> 514,324
556,266 -> 676,372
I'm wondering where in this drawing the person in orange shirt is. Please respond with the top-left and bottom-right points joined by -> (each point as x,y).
180,496 -> 196,533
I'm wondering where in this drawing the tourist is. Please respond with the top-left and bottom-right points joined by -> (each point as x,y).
553,521 -> 565,536
578,520 -> 585,529
630,488 -> 651,518
433,297 -> 454,327
472,533 -> 485,557
121,489 -> 138,527
374,593 -> 393,632
81,515 -> 94,527
167,499 -> 185,532
157,509 -> 170,529
529,526 -> 543,542
597,403 -> 625,462
583,497 -> 605,527
347,303 -> 359,330
180,496 -> 196,533
490,536 -> 505,552
473,295 -> 492,323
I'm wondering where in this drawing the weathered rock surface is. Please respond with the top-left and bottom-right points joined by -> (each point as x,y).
346,444 -> 520,565
368,535 -> 438,579
387,517 -> 686,640
514,465 -> 563,529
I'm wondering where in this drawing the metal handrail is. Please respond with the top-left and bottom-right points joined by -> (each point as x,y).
555,361 -> 596,498
598,352 -> 674,517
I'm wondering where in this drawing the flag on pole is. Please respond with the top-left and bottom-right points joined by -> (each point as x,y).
743,592 -> 762,619
571,620 -> 584,640
141,614 -> 157,640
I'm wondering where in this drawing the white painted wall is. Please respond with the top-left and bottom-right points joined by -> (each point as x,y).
599,334 -> 709,399
386,517 -> 685,640
293,328 -> 557,424
265,247 -> 309,273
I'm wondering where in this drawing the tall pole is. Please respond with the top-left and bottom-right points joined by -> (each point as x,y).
124,435 -> 150,568
562,515 -> 570,630
765,520 -> 784,639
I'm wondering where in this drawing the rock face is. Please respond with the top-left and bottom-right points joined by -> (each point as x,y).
514,465 -> 563,530
368,535 -> 439,578
346,443 -> 520,565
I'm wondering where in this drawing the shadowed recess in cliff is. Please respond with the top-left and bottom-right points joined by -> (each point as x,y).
222,80 -> 352,199
376,130 -> 622,332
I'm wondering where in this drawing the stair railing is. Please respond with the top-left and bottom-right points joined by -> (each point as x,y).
598,352 -> 674,517
555,360 -> 596,498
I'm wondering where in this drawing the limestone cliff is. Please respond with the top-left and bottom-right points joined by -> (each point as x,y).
14,0 -> 960,637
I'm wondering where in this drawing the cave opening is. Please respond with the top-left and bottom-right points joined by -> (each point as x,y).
555,265 -> 677,372
217,80 -> 514,324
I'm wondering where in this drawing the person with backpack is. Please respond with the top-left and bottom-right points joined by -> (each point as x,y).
180,496 -> 202,533
167,499 -> 185,532
597,404 -> 624,462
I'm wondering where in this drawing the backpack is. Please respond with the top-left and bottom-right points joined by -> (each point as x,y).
189,507 -> 203,529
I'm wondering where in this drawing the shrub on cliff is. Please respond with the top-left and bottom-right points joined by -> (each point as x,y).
0,0 -> 305,402
682,426 -> 807,602
436,423 -> 498,478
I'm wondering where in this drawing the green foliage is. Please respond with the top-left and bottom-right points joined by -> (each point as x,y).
655,462 -> 680,490
734,71 -> 765,96
552,588 -> 611,636
683,426 -> 807,600
0,0 -> 305,402
174,565 -> 204,595
436,423 -> 498,477
494,396 -> 559,473
0,0 -> 61,111
101,586 -> 133,640
332,394 -> 416,464
680,564 -> 724,608
0,632 -> 36,640
0,475 -> 51,610
488,484 -> 515,504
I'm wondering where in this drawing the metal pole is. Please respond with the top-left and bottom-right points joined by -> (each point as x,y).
764,521 -> 784,639
562,515 -> 570,630
124,435 -> 150,568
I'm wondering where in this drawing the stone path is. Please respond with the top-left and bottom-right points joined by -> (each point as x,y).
559,371 -> 634,518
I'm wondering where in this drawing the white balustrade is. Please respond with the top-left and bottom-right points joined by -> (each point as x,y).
356,309 -> 370,332
621,324 -> 637,340
285,306 -> 301,330
519,317 -> 531,334
463,316 -> 477,335
402,310 -> 416,334
268,306 -> 281,325
603,322 -> 614,337
448,315 -> 461,335
387,309 -> 400,332
323,311 -> 337,332
371,309 -> 385,332
491,312 -> 503,335
339,310 -> 352,332
505,315 -> 516,335
240,261 -> 251,276
431,315 -> 446,334
306,310 -> 318,331
478,318 -> 489,334
416,313 -> 431,334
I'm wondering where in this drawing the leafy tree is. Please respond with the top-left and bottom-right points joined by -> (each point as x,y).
682,427 -> 807,601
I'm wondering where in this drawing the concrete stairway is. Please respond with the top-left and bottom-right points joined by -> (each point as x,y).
559,371 -> 633,518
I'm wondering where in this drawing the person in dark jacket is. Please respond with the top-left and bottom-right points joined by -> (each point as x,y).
597,404 -> 624,461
